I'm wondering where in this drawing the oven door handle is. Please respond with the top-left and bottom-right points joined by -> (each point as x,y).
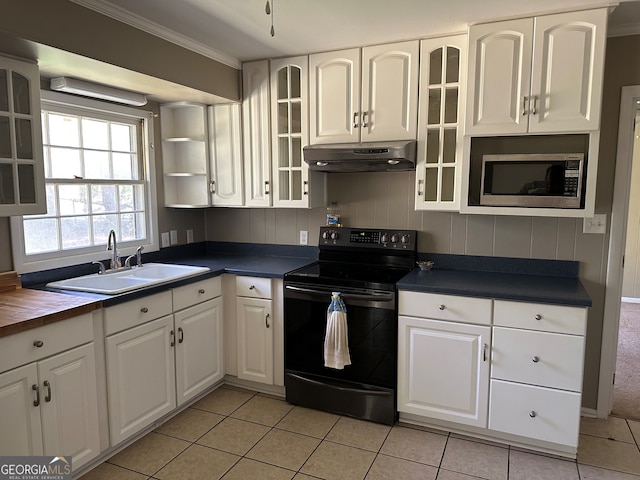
285,285 -> 394,302
287,373 -> 392,397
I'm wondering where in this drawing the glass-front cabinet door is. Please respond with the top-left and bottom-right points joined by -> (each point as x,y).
270,56 -> 325,209
0,55 -> 45,215
415,36 -> 466,211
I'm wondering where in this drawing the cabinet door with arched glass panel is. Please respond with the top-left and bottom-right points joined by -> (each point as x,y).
415,36 -> 467,211
0,56 -> 45,215
270,56 -> 325,209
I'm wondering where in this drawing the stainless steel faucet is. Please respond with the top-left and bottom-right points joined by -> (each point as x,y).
107,229 -> 120,270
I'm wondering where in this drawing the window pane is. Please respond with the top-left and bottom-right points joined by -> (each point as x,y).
444,87 -> 458,124
44,184 -> 57,216
426,129 -> 439,164
119,184 -> 134,211
24,218 -> 58,254
18,164 -> 35,203
278,138 -> 289,168
121,213 -> 144,241
442,167 -> 455,202
429,48 -> 443,85
92,214 -> 117,244
48,113 -> 79,147
445,47 -> 460,84
290,67 -> 301,98
134,184 -> 145,211
50,147 -> 81,178
84,150 -> 110,179
0,116 -> 10,158
113,153 -> 134,180
443,128 -> 457,164
278,103 -> 289,134
0,162 -> 15,204
58,184 -> 89,215
61,216 -> 90,249
277,68 -> 288,100
428,89 -> 441,125
91,184 -> 117,213
82,118 -> 109,150
0,70 -> 7,112
425,167 -> 438,202
15,118 -> 33,159
111,123 -> 133,152
12,72 -> 31,115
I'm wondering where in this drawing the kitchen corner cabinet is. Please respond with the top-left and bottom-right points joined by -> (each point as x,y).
242,60 -> 272,207
0,313 -> 100,470
208,103 -> 244,206
0,55 -> 46,215
105,277 -> 223,445
309,41 -> 419,144
236,276 -> 274,385
270,56 -> 325,208
398,291 -> 492,427
415,35 -> 467,211
160,102 -> 210,207
466,8 -> 607,135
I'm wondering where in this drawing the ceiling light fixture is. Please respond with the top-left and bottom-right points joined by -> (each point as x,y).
265,0 -> 275,37
50,77 -> 148,106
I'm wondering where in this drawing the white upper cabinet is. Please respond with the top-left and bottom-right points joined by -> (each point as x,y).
208,103 -> 244,206
309,41 -> 419,144
466,8 -> 607,135
0,55 -> 46,216
242,60 -> 272,207
415,35 -> 467,211
270,56 -> 325,208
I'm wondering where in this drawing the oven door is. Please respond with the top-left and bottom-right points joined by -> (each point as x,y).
283,282 -> 398,424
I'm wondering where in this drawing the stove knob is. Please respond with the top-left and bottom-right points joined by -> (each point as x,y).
322,231 -> 330,240
401,234 -> 410,244
330,231 -> 339,240
391,234 -> 400,243
381,233 -> 389,243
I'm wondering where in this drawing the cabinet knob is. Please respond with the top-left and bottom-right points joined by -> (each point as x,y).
141,307 -> 149,313
534,314 -> 542,321
438,304 -> 445,310
529,410 -> 537,418
199,289 -> 205,294
33,340 -> 44,348
249,285 -> 255,290
532,356 -> 540,363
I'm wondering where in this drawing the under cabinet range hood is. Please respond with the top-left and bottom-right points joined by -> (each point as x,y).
303,140 -> 417,172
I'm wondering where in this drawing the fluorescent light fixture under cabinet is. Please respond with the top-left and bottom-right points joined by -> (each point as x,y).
50,77 -> 147,106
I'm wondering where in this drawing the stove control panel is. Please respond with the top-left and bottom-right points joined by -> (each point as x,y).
319,226 -> 416,250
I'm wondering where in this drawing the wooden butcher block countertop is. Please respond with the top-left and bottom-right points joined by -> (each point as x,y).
0,272 -> 101,337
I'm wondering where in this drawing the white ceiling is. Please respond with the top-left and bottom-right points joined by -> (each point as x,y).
72,0 -> 640,69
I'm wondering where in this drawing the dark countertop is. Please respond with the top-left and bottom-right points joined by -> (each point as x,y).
397,267 -> 592,307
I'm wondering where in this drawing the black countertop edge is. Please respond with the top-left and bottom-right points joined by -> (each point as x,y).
417,253 -> 579,278
397,268 -> 592,307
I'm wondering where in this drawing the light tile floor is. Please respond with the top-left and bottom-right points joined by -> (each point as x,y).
80,386 -> 640,480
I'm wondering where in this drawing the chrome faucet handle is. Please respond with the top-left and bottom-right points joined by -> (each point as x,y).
92,261 -> 106,274
124,255 -> 135,268
136,245 -> 144,267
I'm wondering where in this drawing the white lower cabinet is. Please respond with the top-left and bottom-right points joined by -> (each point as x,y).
0,313 -> 100,470
398,290 -> 588,456
105,277 -> 223,445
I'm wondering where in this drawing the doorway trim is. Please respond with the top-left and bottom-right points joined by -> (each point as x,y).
598,85 -> 640,417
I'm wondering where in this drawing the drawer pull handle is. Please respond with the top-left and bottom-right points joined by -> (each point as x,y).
32,384 -> 40,407
534,314 -> 542,321
249,285 -> 256,290
529,410 -> 537,418
265,313 -> 271,328
141,307 -> 149,313
438,304 -> 445,310
44,380 -> 52,403
199,289 -> 205,294
178,327 -> 184,344
170,330 -> 175,347
532,356 -> 540,363
483,343 -> 488,362
33,340 -> 44,348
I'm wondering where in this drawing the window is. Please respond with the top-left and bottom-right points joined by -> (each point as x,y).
11,91 -> 158,273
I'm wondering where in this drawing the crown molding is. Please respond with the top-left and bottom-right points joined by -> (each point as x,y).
608,23 -> 640,37
69,0 -> 241,69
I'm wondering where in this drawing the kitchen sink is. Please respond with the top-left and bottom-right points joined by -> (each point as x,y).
46,263 -> 211,295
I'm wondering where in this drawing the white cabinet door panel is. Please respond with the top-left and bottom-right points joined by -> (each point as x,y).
38,343 -> 100,469
489,379 -> 581,447
209,104 -> 244,206
0,364 -> 43,456
237,297 -> 273,385
398,316 -> 490,427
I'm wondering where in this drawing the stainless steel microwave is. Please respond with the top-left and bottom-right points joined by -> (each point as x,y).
480,153 -> 584,208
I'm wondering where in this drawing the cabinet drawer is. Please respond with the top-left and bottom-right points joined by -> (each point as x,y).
492,327 -> 584,391
104,291 -> 173,336
493,300 -> 587,335
489,379 -> 581,447
399,291 -> 492,325
173,276 -> 221,311
0,313 -> 93,373
236,276 -> 272,299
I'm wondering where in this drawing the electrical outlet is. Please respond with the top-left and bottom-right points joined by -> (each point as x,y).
161,232 -> 170,248
170,230 -> 178,245
299,230 -> 308,245
583,214 -> 607,234
186,229 -> 194,244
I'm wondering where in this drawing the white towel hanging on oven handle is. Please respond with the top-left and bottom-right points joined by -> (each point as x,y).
324,292 -> 351,370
